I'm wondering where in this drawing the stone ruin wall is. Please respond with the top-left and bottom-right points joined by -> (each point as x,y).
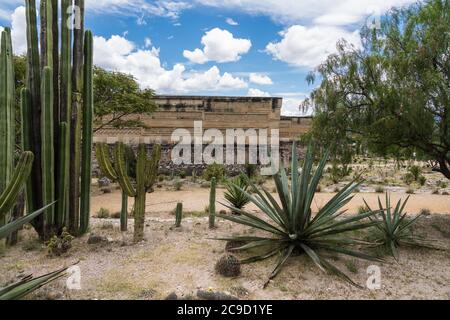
94,95 -> 312,176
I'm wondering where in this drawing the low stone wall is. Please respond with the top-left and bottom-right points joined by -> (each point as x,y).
92,141 -> 303,178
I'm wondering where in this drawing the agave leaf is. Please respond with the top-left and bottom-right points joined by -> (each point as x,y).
216,210 -> 286,236
299,243 -> 326,273
310,221 -> 380,238
0,202 -> 56,239
240,245 -> 287,264
0,265 -> 69,300
268,245 -> 295,281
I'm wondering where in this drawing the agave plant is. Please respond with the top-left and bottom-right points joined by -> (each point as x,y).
217,142 -> 381,287
224,174 -> 250,215
362,194 -> 438,260
0,201 -> 67,300
0,266 -> 69,300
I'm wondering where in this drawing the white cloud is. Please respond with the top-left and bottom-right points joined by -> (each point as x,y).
193,0 -> 416,25
144,37 -> 152,48
247,88 -> 270,97
281,98 -> 312,117
94,34 -> 247,94
249,73 -> 273,85
266,25 -> 361,68
85,0 -> 192,20
183,28 -> 251,64
226,17 -> 238,26
0,6 -> 27,55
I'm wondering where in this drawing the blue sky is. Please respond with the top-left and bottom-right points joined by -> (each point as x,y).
0,0 -> 416,115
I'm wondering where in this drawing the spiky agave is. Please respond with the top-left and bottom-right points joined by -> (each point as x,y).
217,142 -> 382,287
362,194 -> 439,260
224,174 -> 250,214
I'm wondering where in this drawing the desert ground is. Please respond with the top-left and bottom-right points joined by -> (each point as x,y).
1,159 -> 450,300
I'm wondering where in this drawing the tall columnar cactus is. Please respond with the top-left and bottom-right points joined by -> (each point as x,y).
209,177 -> 217,229
96,143 -> 161,242
175,203 -> 183,228
22,0 -> 94,239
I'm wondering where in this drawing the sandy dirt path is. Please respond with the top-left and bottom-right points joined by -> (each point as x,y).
91,187 -> 450,216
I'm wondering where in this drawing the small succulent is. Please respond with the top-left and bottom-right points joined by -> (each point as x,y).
215,254 -> 241,277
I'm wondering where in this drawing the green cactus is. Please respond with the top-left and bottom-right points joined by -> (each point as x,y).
0,28 -> 15,228
96,143 -> 161,242
209,177 -> 217,229
79,30 -> 94,234
175,203 -> 183,228
21,0 -> 94,239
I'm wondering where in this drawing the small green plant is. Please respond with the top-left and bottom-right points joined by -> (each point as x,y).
178,170 -> 187,179
95,207 -> 110,219
363,194 -> 437,260
47,228 -> 74,257
158,175 -> 165,182
418,176 -> 426,186
375,186 -> 384,193
224,174 -> 250,215
203,163 -> 226,181
409,165 -> 421,181
174,179 -> 183,191
403,173 -> 414,185
439,181 -> 448,189
244,163 -> 257,178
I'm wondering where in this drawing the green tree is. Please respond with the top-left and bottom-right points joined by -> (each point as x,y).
93,67 -> 156,132
304,0 -> 450,178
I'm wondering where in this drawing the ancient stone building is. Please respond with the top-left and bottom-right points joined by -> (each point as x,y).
94,95 -> 312,174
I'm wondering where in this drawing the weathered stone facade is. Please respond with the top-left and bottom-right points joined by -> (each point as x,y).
94,95 -> 312,174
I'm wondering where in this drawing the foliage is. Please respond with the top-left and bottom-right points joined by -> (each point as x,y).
244,163 -> 258,178
409,166 -> 422,182
0,266 -> 69,300
363,194 -> 438,259
95,207 -> 110,219
203,163 -> 226,182
93,66 -> 156,132
224,174 -> 250,214
303,0 -> 450,179
47,228 -> 74,256
217,143 -> 381,287
174,179 -> 183,191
